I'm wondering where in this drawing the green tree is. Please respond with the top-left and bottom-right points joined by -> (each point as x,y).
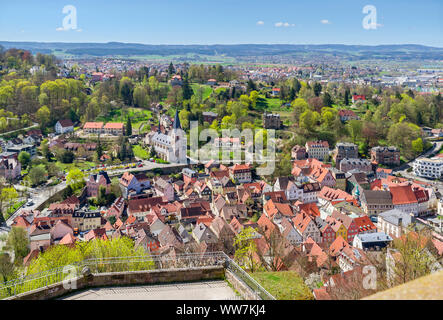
0,187 -> 18,218
247,79 -> 257,93
18,151 -> 31,169
168,62 -> 175,77
346,120 -> 363,143
234,227 -> 259,272
179,109 -> 190,130
323,92 -> 333,107
344,88 -> 350,106
36,105 -> 50,131
411,137 -> 424,154
182,75 -> 193,100
6,226 -> 29,263
313,82 -> 322,97
66,168 -> 85,191
57,149 -> 75,164
126,116 -> 132,136
0,253 -> 15,284
28,165 -> 47,186
299,110 -> 320,132
119,77 -> 134,106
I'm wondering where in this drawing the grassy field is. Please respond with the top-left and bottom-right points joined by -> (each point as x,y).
250,271 -> 314,300
96,107 -> 153,132
56,160 -> 96,173
132,144 -> 149,160
191,83 -> 213,100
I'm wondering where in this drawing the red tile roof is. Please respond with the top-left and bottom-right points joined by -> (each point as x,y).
390,185 -> 418,205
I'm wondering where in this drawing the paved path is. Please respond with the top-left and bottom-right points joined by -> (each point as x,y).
60,281 -> 239,300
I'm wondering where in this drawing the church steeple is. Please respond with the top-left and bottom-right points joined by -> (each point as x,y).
173,107 -> 181,130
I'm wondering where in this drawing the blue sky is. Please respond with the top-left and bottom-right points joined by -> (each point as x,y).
0,0 -> 442,47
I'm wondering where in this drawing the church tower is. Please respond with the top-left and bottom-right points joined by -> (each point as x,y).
169,108 -> 187,164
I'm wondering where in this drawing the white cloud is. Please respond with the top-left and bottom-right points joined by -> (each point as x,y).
56,27 -> 65,31
275,22 -> 295,28
321,19 -> 331,24
256,21 -> 264,26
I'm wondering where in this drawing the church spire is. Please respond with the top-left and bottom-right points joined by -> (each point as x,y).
173,106 -> 182,130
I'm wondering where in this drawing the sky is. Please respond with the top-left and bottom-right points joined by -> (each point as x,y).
0,0 -> 442,47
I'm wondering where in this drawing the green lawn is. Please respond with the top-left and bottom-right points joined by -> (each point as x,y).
191,83 -> 213,100
56,160 -> 96,172
250,271 -> 313,300
132,145 -> 149,160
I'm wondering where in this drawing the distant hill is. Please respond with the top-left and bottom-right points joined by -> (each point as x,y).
1,41 -> 443,62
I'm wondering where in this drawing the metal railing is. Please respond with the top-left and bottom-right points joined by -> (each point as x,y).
223,255 -> 275,300
0,251 -> 275,300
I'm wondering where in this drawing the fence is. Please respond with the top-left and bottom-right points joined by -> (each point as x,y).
0,252 -> 275,300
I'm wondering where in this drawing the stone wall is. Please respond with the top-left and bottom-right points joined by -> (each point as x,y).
7,266 -> 224,300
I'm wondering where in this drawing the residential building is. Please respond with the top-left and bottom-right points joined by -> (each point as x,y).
72,211 -> 102,232
389,185 -> 419,216
377,209 -> 412,238
413,157 -> 443,179
333,143 -> 358,168
119,172 -> 148,198
214,137 -> 241,149
339,158 -> 372,173
271,88 -> 280,97
292,213 -> 321,243
229,164 -> 252,183
86,171 -> 111,198
299,182 -> 321,204
274,177 -> 302,201
353,232 -> 393,251
0,153 -> 21,180
127,196 -> 166,220
370,146 -> 400,166
103,122 -> 124,135
263,112 -> 282,129
338,110 -> 359,122
305,140 -> 329,161
352,95 -> 366,103
291,145 -> 307,160
83,122 -> 103,134
359,190 -> 393,216
55,119 -> 74,135
6,144 -> 36,158
330,168 -> 346,191
154,177 -> 175,201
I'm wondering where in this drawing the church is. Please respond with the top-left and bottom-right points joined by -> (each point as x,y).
145,108 -> 187,164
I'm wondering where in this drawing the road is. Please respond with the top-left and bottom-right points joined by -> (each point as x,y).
0,122 -> 39,137
393,140 -> 443,193
393,140 -> 443,172
6,181 -> 67,226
